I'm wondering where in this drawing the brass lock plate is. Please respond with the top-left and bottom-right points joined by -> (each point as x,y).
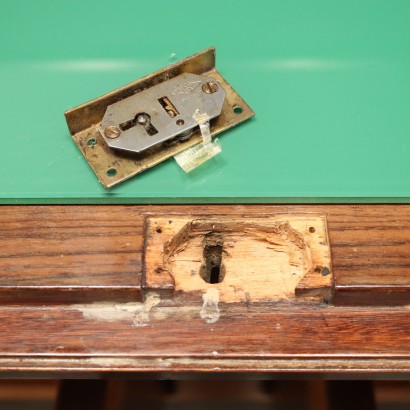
64,47 -> 254,188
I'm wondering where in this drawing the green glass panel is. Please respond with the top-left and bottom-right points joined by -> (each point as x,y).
1,0 -> 410,203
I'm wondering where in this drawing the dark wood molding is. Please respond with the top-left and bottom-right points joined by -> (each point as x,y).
0,205 -> 409,376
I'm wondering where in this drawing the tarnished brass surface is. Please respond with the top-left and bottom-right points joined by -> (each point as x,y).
65,47 -> 254,189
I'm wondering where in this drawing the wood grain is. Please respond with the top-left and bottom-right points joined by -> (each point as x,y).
0,205 -> 409,375
0,303 -> 408,376
0,205 -> 409,305
0,206 -> 143,303
144,215 -> 333,302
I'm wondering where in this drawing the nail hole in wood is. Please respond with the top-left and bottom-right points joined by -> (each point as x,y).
156,226 -> 162,233
322,267 -> 331,276
309,226 -> 316,233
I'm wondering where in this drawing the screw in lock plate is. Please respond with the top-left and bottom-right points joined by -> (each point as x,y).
104,126 -> 121,139
202,81 -> 218,94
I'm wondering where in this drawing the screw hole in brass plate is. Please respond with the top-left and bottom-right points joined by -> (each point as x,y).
106,168 -> 117,177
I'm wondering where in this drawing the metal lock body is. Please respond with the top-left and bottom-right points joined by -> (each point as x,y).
100,73 -> 225,154
65,47 -> 254,188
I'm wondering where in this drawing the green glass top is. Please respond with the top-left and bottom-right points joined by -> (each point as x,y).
1,0 -> 410,203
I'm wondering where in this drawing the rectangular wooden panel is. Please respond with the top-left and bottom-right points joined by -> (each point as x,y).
1,205 -> 409,305
0,304 -> 407,376
0,206 -> 142,303
0,204 -> 409,376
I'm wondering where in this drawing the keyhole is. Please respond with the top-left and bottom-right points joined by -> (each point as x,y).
119,112 -> 158,136
210,263 -> 221,284
199,234 -> 225,284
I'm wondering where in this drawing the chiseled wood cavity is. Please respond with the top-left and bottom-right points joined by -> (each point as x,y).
144,215 -> 333,302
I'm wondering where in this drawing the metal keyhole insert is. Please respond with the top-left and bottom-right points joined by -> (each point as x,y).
119,112 -> 158,136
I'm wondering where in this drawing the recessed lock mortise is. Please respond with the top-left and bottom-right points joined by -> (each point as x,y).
144,215 -> 334,303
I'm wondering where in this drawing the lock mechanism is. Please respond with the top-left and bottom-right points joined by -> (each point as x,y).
99,73 -> 225,154
64,47 -> 254,188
